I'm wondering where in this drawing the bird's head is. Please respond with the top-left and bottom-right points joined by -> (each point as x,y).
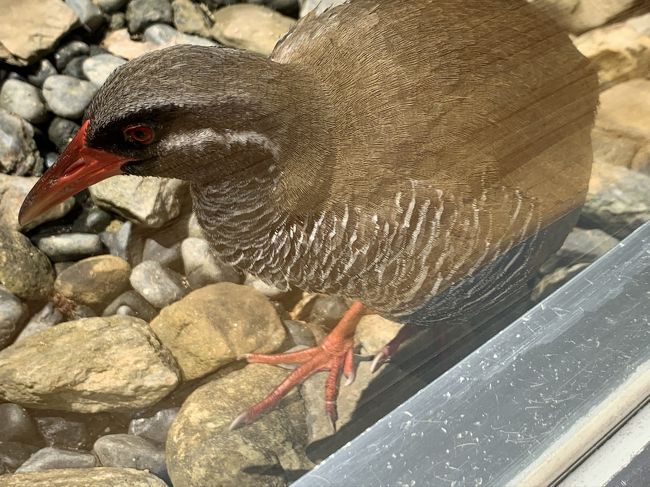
19,45 -> 303,226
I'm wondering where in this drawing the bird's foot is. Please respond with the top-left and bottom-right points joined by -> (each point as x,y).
370,324 -> 420,373
230,301 -> 366,431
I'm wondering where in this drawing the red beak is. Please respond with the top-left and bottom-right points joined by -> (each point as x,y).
19,120 -> 131,227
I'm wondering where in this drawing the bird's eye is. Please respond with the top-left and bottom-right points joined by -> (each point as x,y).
123,124 -> 155,145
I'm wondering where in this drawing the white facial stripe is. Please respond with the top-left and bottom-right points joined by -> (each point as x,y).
159,128 -> 280,160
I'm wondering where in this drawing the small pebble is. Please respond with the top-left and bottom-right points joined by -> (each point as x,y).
127,0 -> 173,34
42,75 -> 98,119
128,408 -> 179,444
94,0 -> 128,13
65,0 -> 105,30
26,60 -> 57,88
103,290 -> 158,321
130,260 -> 188,308
16,447 -> 97,472
0,79 -> 48,124
54,41 -> 90,71
82,54 -> 127,87
36,416 -> 93,451
0,109 -> 43,176
48,117 -> 80,151
36,233 -> 104,262
93,434 -> 167,479
0,404 -> 40,445
306,294 -> 348,328
0,286 -> 28,350
144,23 -> 217,46
100,220 -> 137,262
71,207 -> 113,233
14,303 -> 64,343
110,12 -> 127,30
181,237 -> 242,288
62,55 -> 88,79
143,238 -> 182,269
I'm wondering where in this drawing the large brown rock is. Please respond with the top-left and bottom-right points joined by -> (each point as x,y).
0,227 -> 54,302
150,283 -> 286,380
166,364 -> 311,487
0,316 -> 180,413
54,256 -> 131,311
575,16 -> 650,90
0,467 -> 168,486
211,4 -> 296,55
592,79 -> 650,173
0,0 -> 78,65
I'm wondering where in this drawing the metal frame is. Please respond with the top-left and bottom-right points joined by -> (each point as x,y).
295,221 -> 650,486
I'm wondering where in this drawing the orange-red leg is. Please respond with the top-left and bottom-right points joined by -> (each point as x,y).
230,301 -> 366,430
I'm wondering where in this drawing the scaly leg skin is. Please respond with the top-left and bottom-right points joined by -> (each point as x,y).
229,301 -> 366,431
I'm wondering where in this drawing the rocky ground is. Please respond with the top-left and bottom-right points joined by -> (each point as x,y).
1,0 -> 650,486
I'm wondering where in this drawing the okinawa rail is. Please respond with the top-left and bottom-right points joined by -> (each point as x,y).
19,0 -> 598,429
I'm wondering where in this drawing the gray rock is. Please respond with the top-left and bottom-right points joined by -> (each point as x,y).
172,0 -> 212,37
100,221 -> 139,262
62,55 -> 88,79
103,290 -> 158,321
0,316 -> 180,413
0,404 -> 40,445
16,447 -> 97,472
90,176 -> 188,228
580,163 -> 650,238
0,174 -> 74,230
65,0 -> 105,30
0,109 -> 42,176
1,467 -> 169,486
143,239 -> 181,269
130,260 -> 188,309
36,233 -> 104,262
94,434 -> 166,479
128,408 -> 178,444
71,207 -> 112,233
143,23 -> 217,46
54,255 -> 131,311
36,416 -> 92,451
82,54 -> 127,87
26,60 -> 57,88
283,319 -> 316,348
0,79 -> 48,124
0,442 -> 39,475
0,0 -> 78,66
0,286 -> 28,349
150,283 -> 286,380
0,227 -> 55,301
306,294 -> 348,328
42,75 -> 98,119
109,12 -> 127,30
54,41 -> 90,71
127,0 -> 173,34
48,117 -> 80,151
15,303 -> 63,343
167,364 -> 311,486
181,237 -> 242,289
94,0 -> 129,13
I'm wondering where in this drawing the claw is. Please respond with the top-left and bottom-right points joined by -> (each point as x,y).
229,411 -> 252,431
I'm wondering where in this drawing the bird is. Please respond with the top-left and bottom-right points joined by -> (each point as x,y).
19,0 -> 598,430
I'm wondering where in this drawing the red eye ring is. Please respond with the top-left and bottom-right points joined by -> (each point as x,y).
123,124 -> 155,145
